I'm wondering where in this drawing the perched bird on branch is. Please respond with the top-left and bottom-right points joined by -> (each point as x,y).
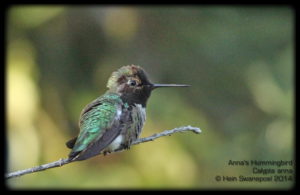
66,65 -> 189,161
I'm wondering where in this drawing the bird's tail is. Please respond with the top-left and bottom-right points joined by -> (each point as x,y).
65,136 -> 77,149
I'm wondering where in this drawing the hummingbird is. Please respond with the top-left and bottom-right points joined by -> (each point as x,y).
66,65 -> 189,161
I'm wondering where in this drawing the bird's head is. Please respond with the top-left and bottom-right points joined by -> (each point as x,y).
107,65 -> 189,107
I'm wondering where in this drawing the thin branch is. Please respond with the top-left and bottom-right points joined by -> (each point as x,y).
6,126 -> 201,179
132,125 -> 201,145
5,158 -> 72,180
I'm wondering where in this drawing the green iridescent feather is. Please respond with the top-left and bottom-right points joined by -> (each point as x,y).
69,92 -> 123,156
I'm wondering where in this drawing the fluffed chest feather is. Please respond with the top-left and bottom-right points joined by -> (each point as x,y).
105,103 -> 146,152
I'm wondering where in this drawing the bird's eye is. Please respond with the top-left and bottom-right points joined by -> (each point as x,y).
128,80 -> 137,86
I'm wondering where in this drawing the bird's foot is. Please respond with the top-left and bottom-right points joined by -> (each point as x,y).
103,151 -> 111,156
121,144 -> 131,150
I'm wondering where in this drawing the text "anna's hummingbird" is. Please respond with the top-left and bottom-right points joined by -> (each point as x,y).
66,65 -> 189,161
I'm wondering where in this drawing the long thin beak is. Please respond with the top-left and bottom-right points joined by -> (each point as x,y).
152,83 -> 190,89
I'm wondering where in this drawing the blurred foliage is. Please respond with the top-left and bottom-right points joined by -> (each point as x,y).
6,6 -> 294,189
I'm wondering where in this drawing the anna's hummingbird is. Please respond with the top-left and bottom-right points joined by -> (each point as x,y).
66,65 -> 189,161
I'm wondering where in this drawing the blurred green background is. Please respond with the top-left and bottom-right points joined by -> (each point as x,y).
6,6 -> 294,189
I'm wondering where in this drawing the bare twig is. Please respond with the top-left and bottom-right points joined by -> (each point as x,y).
5,158 -> 72,179
6,126 -> 201,179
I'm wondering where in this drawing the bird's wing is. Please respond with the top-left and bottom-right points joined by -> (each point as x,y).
68,93 -> 128,161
